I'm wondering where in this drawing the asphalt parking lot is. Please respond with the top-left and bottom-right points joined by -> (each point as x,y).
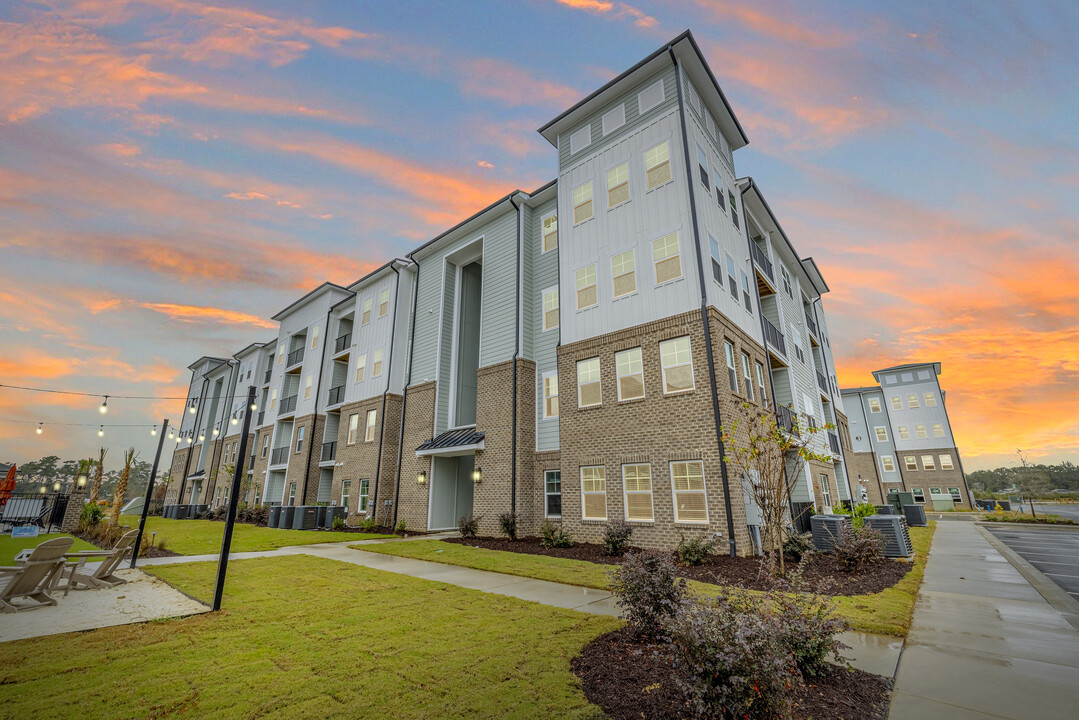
986,525 -> 1079,602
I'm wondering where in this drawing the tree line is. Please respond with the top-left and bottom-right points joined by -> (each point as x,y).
967,460 -> 1078,494
4,453 -> 154,503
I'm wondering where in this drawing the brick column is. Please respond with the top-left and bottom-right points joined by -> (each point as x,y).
61,490 -> 87,532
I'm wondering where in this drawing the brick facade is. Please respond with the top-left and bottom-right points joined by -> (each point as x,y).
332,393 -> 402,525
807,459 -> 840,511
848,451 -> 887,505
249,425 -> 272,504
394,382 -> 436,532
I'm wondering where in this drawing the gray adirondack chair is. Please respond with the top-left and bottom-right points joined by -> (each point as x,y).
63,529 -> 138,589
0,536 -> 74,612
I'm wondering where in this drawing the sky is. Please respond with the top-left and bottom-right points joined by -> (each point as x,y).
1,0 -> 1076,474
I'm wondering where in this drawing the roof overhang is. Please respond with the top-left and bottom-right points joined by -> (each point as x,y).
872,362 -> 942,383
801,258 -> 829,295
187,356 -> 227,372
415,428 -> 485,457
408,192 -> 520,262
271,281 -> 351,321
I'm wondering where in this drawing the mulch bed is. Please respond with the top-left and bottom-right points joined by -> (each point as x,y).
573,627 -> 891,720
71,532 -> 182,558
444,537 -> 909,595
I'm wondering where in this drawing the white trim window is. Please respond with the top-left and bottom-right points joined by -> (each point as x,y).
359,479 -> 370,513
542,287 -> 559,330
881,456 -> 895,473
261,434 -> 270,458
739,270 -> 752,313
932,423 -> 945,438
575,264 -> 598,310
372,348 -> 384,377
545,470 -> 562,517
929,487 -> 943,496
724,341 -> 737,392
542,213 -> 558,253
287,483 -> 297,506
820,473 -> 832,511
696,144 -> 710,192
341,480 -> 351,512
725,254 -> 738,300
875,426 -> 888,442
623,464 -> 654,522
615,347 -> 645,401
379,290 -> 389,318
868,397 -> 882,413
915,424 -> 927,439
898,425 -> 910,440
652,232 -> 682,284
304,374 -> 313,399
362,298 -> 372,325
611,249 -> 636,298
755,361 -> 767,403
311,324 -> 320,349
921,455 -> 936,471
671,460 -> 707,523
948,487 -> 961,502
924,392 -> 937,407
365,409 -> 377,442
581,466 -> 607,520
908,394 -> 920,409
270,388 -> 277,410
577,357 -> 602,408
940,454 -> 955,470
708,236 -> 723,285
607,161 -> 630,208
904,455 -> 918,471
644,140 -> 671,189
277,343 -> 285,365
891,396 -> 902,411
543,373 -> 559,418
355,353 -> 366,382
911,487 -> 925,503
660,336 -> 694,394
728,191 -> 739,228
347,413 -> 359,445
573,180 -> 594,224
741,352 -> 754,401
295,426 -> 304,454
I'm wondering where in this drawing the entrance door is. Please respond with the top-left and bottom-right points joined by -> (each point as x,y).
428,455 -> 475,530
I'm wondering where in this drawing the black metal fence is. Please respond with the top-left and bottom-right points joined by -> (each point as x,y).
0,492 -> 70,531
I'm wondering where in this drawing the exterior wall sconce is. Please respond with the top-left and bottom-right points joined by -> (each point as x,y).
472,467 -> 482,483
416,470 -> 427,485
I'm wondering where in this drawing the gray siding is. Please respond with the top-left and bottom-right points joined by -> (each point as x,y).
527,196 -> 560,451
435,262 -> 457,433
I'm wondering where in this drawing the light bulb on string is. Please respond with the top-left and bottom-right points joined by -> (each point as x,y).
99,395 -> 108,414
231,417 -> 238,425
98,425 -> 104,437
198,433 -> 205,442
36,422 -> 43,435
168,430 -> 175,439
151,426 -> 157,436
212,427 -> 219,437
189,400 -> 197,414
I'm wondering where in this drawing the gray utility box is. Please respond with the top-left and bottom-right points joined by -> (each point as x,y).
876,504 -> 899,516
323,506 -> 347,528
811,514 -> 853,552
292,506 -> 319,530
887,492 -> 916,509
191,504 -> 209,518
864,515 -> 914,558
903,504 -> 928,527
162,505 -> 176,519
278,506 -> 296,529
173,504 -> 189,519
268,505 -> 282,528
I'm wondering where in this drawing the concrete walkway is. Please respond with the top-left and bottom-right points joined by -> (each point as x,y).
889,521 -> 1079,720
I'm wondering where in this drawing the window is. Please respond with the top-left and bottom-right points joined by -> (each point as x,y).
940,454 -> 954,470
295,426 -> 304,453
287,483 -> 296,506
741,352 -> 754,401
740,270 -> 752,312
905,456 -> 918,471
607,162 -> 629,207
929,487 -> 942,496
638,79 -> 664,114
277,343 -> 285,365
868,397 -> 882,413
780,266 -> 792,297
311,325 -> 320,349
884,375 -> 897,384
575,264 -> 598,309
755,362 -> 767,402
379,290 -> 389,317
569,125 -> 591,155
671,461 -> 707,523
601,104 -> 625,135
948,487 -> 961,502
543,373 -> 559,418
616,347 -> 645,400
898,426 -> 910,440
253,486 -> 261,506
542,213 -> 558,253
372,348 -> 383,377
729,191 -> 739,228
270,388 -> 277,410
359,479 -> 370,512
708,236 -> 723,285
261,434 -> 270,458
696,144 -> 710,191
875,426 -> 888,442
890,396 -> 902,411
304,374 -> 313,399
924,392 -> 937,407
908,394 -> 920,409
573,181 -> 593,224
355,353 -> 366,382
545,470 -> 562,517
921,455 -> 935,470
362,299 -> 372,325
724,341 -> 737,391
347,413 -> 359,445
915,424 -> 927,439
644,141 -> 671,189
652,232 -> 682,284
581,466 -> 606,520
881,456 -> 895,472
341,480 -> 351,512
660,336 -> 694,394
932,423 -> 945,438
623,464 -> 654,521
912,487 -> 925,503
611,250 -> 636,298
820,474 -> 832,511
716,181 -> 726,210
365,410 -> 377,442
725,254 -> 738,300
542,287 -> 559,330
577,357 -> 602,407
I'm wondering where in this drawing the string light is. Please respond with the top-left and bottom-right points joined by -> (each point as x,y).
168,429 -> 175,439
198,433 -> 205,442
0,383 -> 186,400
231,417 -> 238,425
98,425 -> 104,437
212,427 -> 219,436
99,395 -> 108,414
151,426 -> 157,436
250,403 -> 257,411
189,399 -> 198,414
36,422 -> 43,435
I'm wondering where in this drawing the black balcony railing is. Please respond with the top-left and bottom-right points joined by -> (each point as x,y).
327,385 -> 345,406
775,405 -> 798,436
828,432 -> 841,455
334,332 -> 351,354
263,368 -> 271,384
751,243 -> 774,281
286,346 -> 304,367
270,447 -> 289,466
804,310 -> 818,337
279,395 -> 297,415
816,370 -> 828,393
763,317 -> 786,355
321,441 -> 337,463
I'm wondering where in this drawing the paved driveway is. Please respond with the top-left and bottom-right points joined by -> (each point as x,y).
986,526 -> 1079,602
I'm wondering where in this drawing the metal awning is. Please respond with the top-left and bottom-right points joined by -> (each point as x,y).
416,427 -> 485,457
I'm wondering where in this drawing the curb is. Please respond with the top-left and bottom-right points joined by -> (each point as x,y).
976,521 -> 1079,532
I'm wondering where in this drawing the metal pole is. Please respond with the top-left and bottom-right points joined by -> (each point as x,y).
131,418 -> 169,568
213,386 -> 255,611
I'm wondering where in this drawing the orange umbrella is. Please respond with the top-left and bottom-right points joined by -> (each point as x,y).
0,464 -> 15,504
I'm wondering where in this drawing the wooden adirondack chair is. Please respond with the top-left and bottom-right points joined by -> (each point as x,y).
0,537 -> 74,612
63,529 -> 138,589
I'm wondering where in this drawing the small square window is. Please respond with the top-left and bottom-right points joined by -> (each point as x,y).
881,456 -> 895,472
940,454 -> 954,470
948,487 -> 961,501
912,487 -> 925,503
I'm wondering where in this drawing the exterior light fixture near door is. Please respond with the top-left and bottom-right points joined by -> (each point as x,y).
416,470 -> 427,485
472,466 -> 482,483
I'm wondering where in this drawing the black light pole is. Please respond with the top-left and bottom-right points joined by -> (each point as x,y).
131,418 -> 169,568
212,386 -> 255,611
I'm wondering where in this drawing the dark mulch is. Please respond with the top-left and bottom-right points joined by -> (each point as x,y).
573,627 -> 891,720
444,536 -> 909,595
71,531 -> 182,558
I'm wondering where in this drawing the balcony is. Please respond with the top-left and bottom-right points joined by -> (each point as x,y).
775,405 -> 798,437
327,385 -> 345,406
751,243 -> 774,282
286,346 -> 304,368
334,332 -> 351,354
804,310 -> 818,337
279,395 -> 297,416
816,371 -> 828,394
263,368 -> 271,385
270,447 -> 289,466
321,441 -> 337,463
828,432 -> 841,455
762,317 -> 786,356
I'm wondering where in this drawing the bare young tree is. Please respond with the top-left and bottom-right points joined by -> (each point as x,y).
109,447 -> 137,525
1015,449 -> 1051,519
721,400 -> 835,575
88,448 -> 107,505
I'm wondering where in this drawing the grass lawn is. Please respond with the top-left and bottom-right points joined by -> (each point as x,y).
118,514 -> 395,555
0,555 -> 618,719
356,522 -> 936,637
0,532 -> 103,564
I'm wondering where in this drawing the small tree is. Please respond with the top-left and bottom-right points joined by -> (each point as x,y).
109,447 -> 137,525
88,448 -> 107,505
722,401 -> 834,575
1015,450 -> 1051,519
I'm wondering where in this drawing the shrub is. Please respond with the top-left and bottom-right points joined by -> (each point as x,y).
157,536 -> 169,552
497,512 -> 518,540
833,523 -> 885,570
210,505 -> 228,521
237,505 -> 268,526
394,519 -> 407,535
359,517 -> 378,533
539,520 -> 572,548
667,593 -> 799,719
602,519 -> 634,556
79,503 -> 104,530
610,551 -> 686,638
331,515 -> 345,531
676,535 -> 716,566
834,502 -> 877,529
458,514 -> 479,538
782,531 -> 814,562
775,589 -> 849,677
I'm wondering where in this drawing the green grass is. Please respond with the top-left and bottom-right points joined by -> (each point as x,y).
0,533 -> 102,564
356,523 -> 937,637
0,555 -> 618,719
118,514 -> 395,555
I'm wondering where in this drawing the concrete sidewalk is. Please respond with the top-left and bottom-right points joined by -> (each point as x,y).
889,521 -> 1079,720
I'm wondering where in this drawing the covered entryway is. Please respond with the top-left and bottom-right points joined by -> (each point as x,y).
428,455 -> 475,531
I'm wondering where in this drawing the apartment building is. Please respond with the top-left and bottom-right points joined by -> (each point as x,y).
167,31 -> 853,553
841,362 -> 972,508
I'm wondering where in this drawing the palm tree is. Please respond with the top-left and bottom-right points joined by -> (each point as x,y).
88,448 -> 107,505
109,447 -> 137,525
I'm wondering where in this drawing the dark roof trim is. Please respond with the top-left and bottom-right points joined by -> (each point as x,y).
270,281 -> 350,321
738,177 -> 826,297
873,362 -> 942,377
345,259 -> 400,292
232,342 -> 264,358
187,356 -> 228,371
407,191 -> 521,260
840,386 -> 883,394
416,427 -> 485,452
527,178 -> 557,196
